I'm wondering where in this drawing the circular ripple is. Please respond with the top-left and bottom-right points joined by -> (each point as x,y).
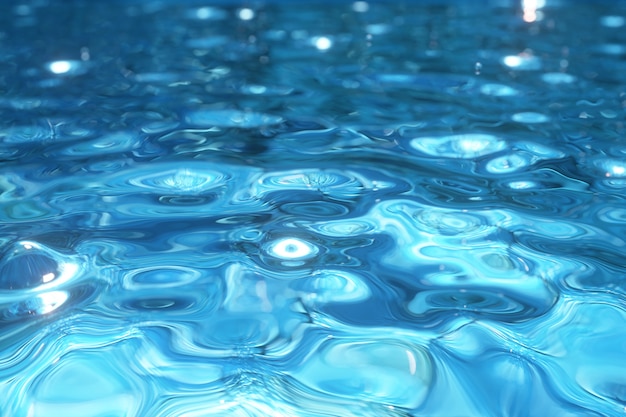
408,286 -> 556,322
309,219 -> 376,237
124,266 -> 202,289
121,296 -> 196,312
413,209 -> 489,236
265,238 -> 319,260
59,131 -> 139,157
254,169 -> 365,200
158,195 -> 217,205
131,167 -> 227,193
107,162 -> 231,196
485,153 -> 533,174
279,201 -> 349,218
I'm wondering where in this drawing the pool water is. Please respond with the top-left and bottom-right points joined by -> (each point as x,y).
2,0 -> 626,416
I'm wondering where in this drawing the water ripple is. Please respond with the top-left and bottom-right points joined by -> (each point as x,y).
410,133 -> 507,159
3,0 -> 626,415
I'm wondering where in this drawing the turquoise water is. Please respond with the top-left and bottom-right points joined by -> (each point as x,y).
2,0 -> 626,415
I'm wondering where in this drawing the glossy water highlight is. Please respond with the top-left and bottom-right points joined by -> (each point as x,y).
1,0 -> 626,416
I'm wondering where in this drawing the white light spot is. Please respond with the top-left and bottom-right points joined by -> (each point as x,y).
314,36 -> 333,51
613,165 -> 626,176
508,180 -> 537,189
268,238 -> 318,260
37,291 -> 69,314
503,56 -> 522,67
48,60 -> 72,74
45,60 -> 87,76
522,0 -> 545,22
407,350 -> 417,375
42,272 -> 56,283
238,8 -> 255,20
501,53 -> 541,70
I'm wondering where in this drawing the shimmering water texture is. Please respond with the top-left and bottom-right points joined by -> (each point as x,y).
2,0 -> 626,416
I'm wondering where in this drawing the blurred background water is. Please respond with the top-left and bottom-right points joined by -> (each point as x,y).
1,0 -> 626,416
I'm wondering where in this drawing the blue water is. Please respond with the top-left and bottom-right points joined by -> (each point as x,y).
2,0 -> 626,415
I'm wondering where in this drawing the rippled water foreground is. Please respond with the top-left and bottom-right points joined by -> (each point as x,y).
2,0 -> 626,416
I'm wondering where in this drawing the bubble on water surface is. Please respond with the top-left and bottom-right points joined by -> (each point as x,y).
410,133 -> 507,159
0,241 -> 76,290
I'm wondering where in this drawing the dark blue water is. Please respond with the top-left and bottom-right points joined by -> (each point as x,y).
2,0 -> 626,415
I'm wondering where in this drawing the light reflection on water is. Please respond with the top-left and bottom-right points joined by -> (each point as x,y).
1,0 -> 626,416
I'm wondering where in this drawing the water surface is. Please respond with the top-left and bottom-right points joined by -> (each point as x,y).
1,1 -> 626,416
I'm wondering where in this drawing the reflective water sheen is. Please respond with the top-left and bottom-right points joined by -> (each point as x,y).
1,0 -> 626,416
